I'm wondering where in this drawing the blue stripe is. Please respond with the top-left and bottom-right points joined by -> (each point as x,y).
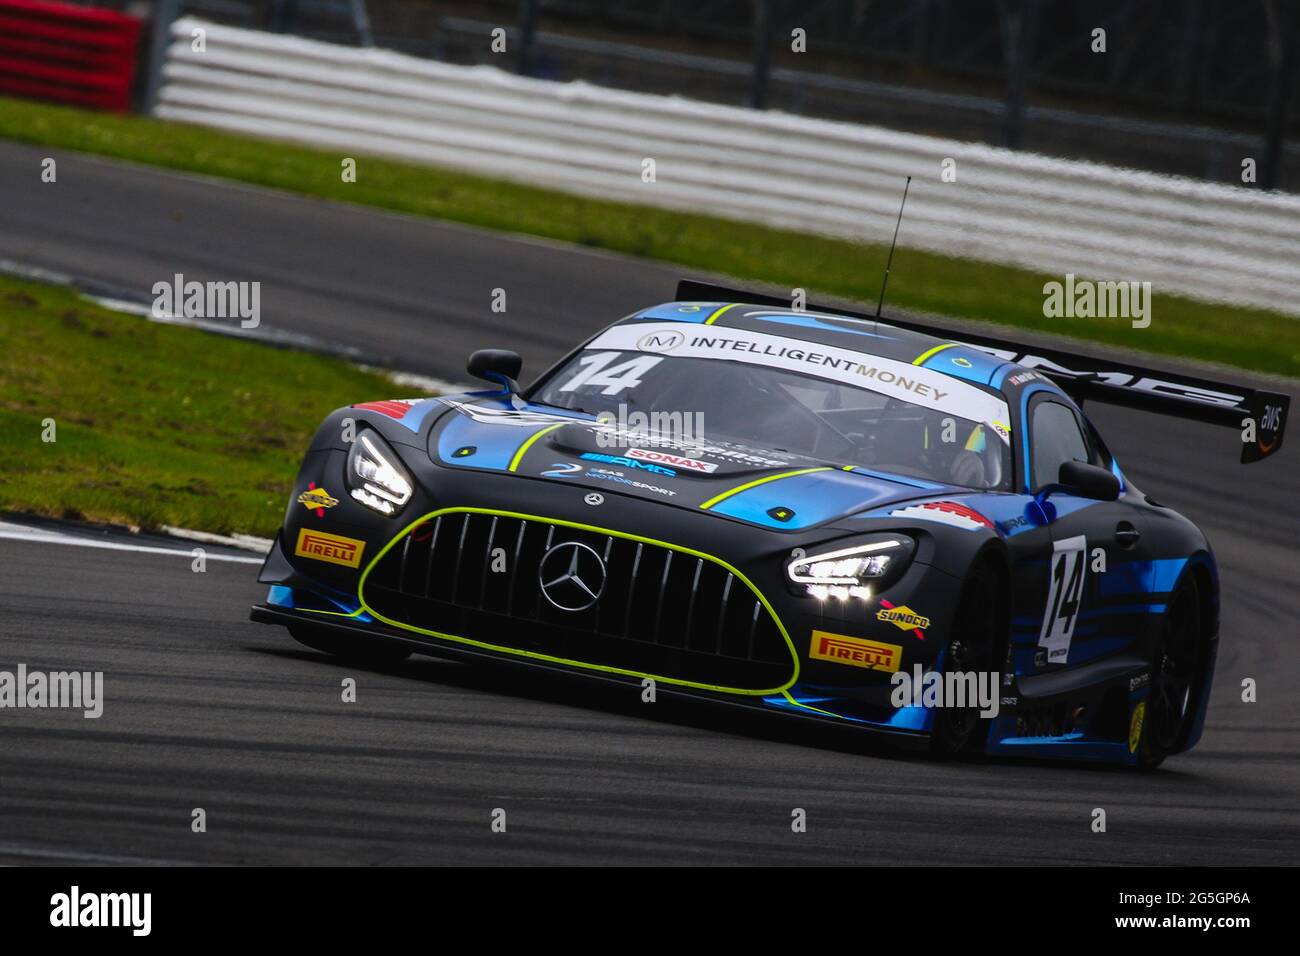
1098,558 -> 1188,597
845,467 -> 944,491
1080,603 -> 1167,618
629,302 -> 720,324
710,468 -> 915,529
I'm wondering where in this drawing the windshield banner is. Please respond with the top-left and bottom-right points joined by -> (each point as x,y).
585,322 -> 1011,442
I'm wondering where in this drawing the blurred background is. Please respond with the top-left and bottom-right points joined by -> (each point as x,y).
10,0 -> 1298,188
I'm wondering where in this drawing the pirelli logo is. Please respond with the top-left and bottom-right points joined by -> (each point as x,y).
809,631 -> 903,672
295,528 -> 365,568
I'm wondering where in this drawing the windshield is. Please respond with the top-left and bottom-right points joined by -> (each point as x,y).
531,323 -> 1013,490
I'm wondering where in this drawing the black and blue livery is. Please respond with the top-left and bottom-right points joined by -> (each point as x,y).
250,281 -> 1289,768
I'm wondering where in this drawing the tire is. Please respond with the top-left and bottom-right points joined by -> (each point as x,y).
1133,576 -> 1203,770
288,624 -> 412,667
930,559 -> 1006,758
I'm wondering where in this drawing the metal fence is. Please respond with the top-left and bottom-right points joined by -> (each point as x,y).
154,18 -> 1300,315
126,0 -> 1300,189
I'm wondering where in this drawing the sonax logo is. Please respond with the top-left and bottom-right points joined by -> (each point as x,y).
809,631 -> 902,672
295,528 -> 365,568
626,447 -> 717,473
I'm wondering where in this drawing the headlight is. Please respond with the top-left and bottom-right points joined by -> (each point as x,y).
785,536 -> 914,600
346,431 -> 413,516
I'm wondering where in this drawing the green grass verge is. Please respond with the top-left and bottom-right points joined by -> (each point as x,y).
0,274 -> 396,538
2,96 -> 1297,379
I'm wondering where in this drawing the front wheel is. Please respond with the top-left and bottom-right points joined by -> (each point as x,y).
1133,577 -> 1204,770
288,624 -> 412,667
930,560 -> 1006,758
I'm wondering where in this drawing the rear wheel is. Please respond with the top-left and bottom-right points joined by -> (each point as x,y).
288,624 -> 412,667
930,560 -> 1005,758
1134,577 -> 1203,770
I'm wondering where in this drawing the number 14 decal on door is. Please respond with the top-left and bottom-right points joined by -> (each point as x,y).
1039,535 -> 1088,664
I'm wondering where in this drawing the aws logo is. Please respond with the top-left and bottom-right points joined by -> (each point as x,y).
1242,398 -> 1287,462
1258,403 -> 1284,453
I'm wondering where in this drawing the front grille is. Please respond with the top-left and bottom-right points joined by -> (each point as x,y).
360,510 -> 794,691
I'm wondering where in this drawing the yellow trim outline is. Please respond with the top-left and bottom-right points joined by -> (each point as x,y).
780,690 -> 843,719
355,507 -> 801,696
508,422 -> 566,472
703,302 -> 744,325
699,466 -> 832,510
297,605 -> 366,619
912,342 -> 958,366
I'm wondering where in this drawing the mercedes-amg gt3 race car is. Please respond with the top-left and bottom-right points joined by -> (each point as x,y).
250,281 -> 1289,767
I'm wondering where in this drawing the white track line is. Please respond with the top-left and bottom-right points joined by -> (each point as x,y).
356,364 -> 471,394
160,525 -> 272,553
0,521 -> 263,565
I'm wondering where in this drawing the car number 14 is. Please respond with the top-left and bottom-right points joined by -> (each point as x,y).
557,352 -> 663,396
1039,534 -> 1087,664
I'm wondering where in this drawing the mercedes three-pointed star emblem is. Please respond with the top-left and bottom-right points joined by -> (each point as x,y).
538,541 -> 607,612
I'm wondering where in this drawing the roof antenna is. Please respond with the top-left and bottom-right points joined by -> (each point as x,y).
876,175 -> 912,319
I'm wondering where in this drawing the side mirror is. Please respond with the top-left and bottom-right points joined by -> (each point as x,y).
1057,460 -> 1121,501
467,349 -> 524,409
467,349 -> 522,387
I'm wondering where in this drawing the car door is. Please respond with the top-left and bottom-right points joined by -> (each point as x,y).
1027,395 -> 1151,668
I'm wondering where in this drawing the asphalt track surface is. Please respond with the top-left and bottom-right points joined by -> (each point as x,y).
1,141 -> 1298,865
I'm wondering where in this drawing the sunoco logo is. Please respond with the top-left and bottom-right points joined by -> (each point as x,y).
877,606 -> 931,630
636,329 -> 685,352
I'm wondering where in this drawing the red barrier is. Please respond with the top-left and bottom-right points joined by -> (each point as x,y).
0,0 -> 142,112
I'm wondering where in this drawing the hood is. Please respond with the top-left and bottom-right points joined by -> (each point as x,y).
427,397 -> 951,530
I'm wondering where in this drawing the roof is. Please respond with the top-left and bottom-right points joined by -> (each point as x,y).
621,301 -> 1017,389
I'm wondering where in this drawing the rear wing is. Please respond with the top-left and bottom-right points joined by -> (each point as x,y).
676,280 -> 1289,463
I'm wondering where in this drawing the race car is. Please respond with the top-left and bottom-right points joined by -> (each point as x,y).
250,280 -> 1289,767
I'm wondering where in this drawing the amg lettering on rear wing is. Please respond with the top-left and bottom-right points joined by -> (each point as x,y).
676,280 -> 1289,464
